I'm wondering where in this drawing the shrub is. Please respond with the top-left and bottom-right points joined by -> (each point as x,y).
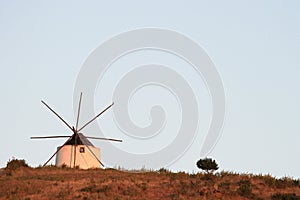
196,158 -> 218,173
61,163 -> 68,169
263,175 -> 276,187
6,159 -> 29,170
218,182 -> 230,191
158,168 -> 171,174
81,184 -> 96,192
237,180 -> 253,198
271,193 -> 298,200
220,170 -> 238,177
293,179 -> 299,187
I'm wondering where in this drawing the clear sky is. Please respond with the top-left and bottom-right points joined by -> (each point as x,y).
0,1 -> 299,178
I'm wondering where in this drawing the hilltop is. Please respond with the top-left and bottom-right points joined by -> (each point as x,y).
0,164 -> 299,200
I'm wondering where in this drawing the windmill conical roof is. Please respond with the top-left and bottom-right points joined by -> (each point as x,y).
65,133 -> 94,146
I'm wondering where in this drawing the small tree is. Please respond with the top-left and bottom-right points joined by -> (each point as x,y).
196,158 -> 218,173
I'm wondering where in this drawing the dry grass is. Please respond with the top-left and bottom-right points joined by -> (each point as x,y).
0,166 -> 299,200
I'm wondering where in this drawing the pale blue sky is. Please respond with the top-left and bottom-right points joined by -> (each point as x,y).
0,1 -> 299,177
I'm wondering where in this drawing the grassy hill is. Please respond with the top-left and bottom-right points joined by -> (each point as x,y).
0,161 -> 299,200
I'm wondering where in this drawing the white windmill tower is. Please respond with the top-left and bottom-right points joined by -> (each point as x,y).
31,93 -> 122,169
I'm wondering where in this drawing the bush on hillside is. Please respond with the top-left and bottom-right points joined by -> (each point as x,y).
6,159 -> 29,170
271,193 -> 298,200
196,158 -> 219,173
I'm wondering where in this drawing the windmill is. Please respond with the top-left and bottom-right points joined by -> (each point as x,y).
31,93 -> 122,169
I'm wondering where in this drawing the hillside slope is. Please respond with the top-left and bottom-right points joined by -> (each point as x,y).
0,167 -> 299,200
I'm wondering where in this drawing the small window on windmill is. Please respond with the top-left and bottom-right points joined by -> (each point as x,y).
79,147 -> 85,153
